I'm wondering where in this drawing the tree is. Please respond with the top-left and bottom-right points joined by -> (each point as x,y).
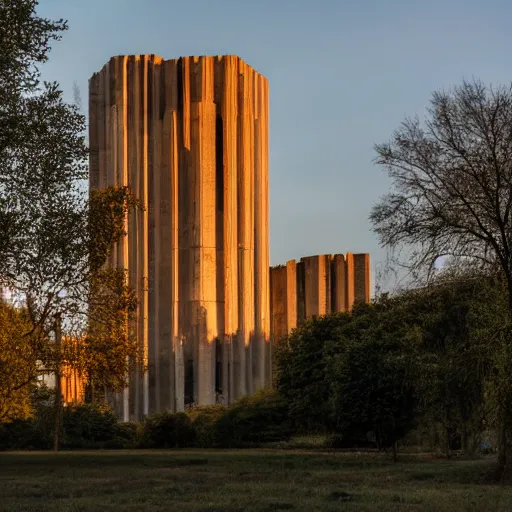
274,313 -> 351,432
330,333 -> 416,461
401,270 -> 503,455
0,0 -> 66,147
371,80 -> 512,475
0,2 -> 142,442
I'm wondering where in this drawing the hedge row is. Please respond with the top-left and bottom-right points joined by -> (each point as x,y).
0,388 -> 292,450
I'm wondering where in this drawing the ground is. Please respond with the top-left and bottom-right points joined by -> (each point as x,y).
0,450 -> 511,511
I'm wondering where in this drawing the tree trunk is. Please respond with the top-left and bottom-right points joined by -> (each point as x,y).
53,312 -> 62,452
392,441 -> 397,463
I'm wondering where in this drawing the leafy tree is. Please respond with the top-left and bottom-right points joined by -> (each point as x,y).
330,333 -> 416,461
407,271 -> 503,455
371,80 -> 512,474
275,313 -> 351,432
0,2 -> 142,442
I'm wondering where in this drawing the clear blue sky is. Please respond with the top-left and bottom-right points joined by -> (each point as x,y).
37,0 -> 512,290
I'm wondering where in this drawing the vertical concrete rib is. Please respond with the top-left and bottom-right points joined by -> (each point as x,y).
303,256 -> 320,318
89,73 -> 100,189
171,106 -> 182,411
177,57 -> 193,405
286,260 -> 297,333
332,254 -> 347,313
149,57 -> 162,414
121,56 -> 130,421
190,56 -> 217,405
269,266 -> 287,344
261,76 -> 271,386
97,69 -> 106,190
253,72 -> 271,390
345,252 -> 355,311
236,61 -> 255,399
162,59 -> 181,411
142,56 -> 150,417
126,56 -> 139,419
353,253 -> 371,304
222,56 -> 239,404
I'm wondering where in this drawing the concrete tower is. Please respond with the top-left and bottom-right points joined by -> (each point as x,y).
270,253 -> 371,343
89,55 -> 270,419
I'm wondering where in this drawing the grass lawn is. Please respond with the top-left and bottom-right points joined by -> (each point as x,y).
0,450 -> 511,511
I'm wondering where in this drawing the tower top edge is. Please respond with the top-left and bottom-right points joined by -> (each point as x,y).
90,54 -> 266,79
270,253 -> 371,269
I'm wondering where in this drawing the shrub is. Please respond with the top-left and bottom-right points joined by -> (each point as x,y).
141,411 -> 196,448
0,387 -> 54,450
186,404 -> 226,448
215,388 -> 292,447
103,421 -> 140,449
61,403 -> 119,449
0,419 -> 47,450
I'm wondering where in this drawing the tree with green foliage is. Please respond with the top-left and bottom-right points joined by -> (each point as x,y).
328,301 -> 418,461
371,80 -> 512,475
0,1 -> 142,439
406,271 -> 504,456
275,313 -> 351,432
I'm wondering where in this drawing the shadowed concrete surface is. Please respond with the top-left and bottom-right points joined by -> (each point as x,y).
89,55 -> 270,419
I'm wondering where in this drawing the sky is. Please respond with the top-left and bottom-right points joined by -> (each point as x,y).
37,0 -> 512,291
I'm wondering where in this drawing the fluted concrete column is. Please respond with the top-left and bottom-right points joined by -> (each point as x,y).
345,252 -> 355,311
286,260 -> 297,334
270,266 -> 287,344
220,57 -> 236,404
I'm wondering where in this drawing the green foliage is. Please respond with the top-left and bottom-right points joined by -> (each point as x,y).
0,395 -> 136,450
402,272 -> 505,455
0,301 -> 42,422
330,336 -> 416,450
274,272 -> 503,453
186,405 -> 226,448
61,403 -> 118,449
105,421 -> 140,449
214,389 -> 292,447
0,1 -> 142,415
141,412 -> 196,449
0,386 -> 55,450
275,314 -> 351,432
371,79 -> 512,471
83,267 -> 140,400
88,187 -> 142,273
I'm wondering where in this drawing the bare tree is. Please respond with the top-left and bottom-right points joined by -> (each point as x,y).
371,79 -> 512,477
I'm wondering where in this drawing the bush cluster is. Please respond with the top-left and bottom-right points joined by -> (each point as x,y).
141,389 -> 291,449
0,388 -> 291,450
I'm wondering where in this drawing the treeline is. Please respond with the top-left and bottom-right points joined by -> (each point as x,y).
274,270 -> 507,457
0,388 -> 292,451
1,269 -> 505,458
